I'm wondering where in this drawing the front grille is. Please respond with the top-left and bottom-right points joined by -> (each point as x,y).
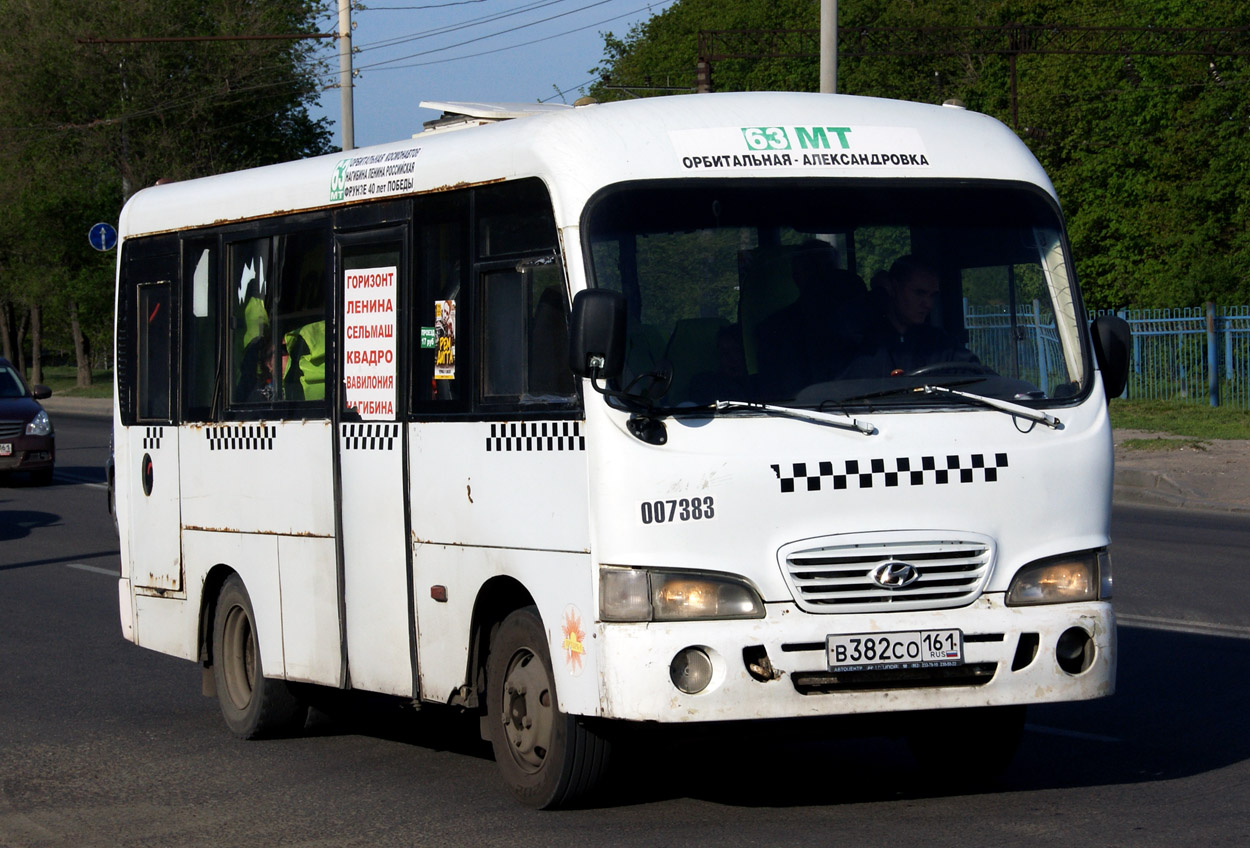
791,663 -> 997,694
779,533 -> 993,613
0,420 -> 23,439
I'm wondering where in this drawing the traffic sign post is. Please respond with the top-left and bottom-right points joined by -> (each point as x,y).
89,222 -> 117,252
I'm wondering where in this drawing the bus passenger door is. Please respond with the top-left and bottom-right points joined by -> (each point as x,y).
121,245 -> 183,593
335,229 -> 415,696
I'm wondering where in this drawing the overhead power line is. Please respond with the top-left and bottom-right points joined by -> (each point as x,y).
353,0 -> 571,55
356,0 -> 670,72
77,33 -> 334,44
356,0 -> 615,70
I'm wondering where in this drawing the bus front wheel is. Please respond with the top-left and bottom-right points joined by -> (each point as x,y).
485,606 -> 611,809
211,575 -> 307,739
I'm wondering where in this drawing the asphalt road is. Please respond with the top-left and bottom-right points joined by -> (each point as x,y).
2,415 -> 1248,847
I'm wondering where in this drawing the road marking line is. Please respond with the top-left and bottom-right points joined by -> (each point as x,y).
1025,724 -> 1121,743
1118,613 -> 1250,641
54,474 -> 107,488
66,563 -> 119,577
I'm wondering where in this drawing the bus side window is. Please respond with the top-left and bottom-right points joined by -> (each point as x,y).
228,238 -> 274,405
414,193 -> 468,407
136,282 -> 173,422
226,229 -> 328,413
481,263 -> 574,403
183,243 -> 218,420
273,230 -> 328,406
528,268 -> 574,398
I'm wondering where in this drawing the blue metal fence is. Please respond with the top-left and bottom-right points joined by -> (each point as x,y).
966,303 -> 1250,407
965,300 -> 1067,396
1093,306 -> 1250,407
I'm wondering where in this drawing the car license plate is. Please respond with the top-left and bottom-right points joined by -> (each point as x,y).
0,443 -> 10,457
827,629 -> 963,671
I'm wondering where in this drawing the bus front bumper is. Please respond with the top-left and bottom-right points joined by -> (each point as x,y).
593,596 -> 1114,722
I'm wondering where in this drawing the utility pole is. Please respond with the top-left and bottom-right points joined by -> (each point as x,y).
820,0 -> 837,94
338,0 -> 355,151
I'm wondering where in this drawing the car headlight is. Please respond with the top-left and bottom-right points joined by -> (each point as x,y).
600,567 -> 765,621
1006,550 -> 1111,606
26,409 -> 52,437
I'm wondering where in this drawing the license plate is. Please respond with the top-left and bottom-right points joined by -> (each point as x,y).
0,443 -> 10,457
827,629 -> 963,671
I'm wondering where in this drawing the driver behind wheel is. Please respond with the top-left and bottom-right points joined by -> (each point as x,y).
841,255 -> 979,377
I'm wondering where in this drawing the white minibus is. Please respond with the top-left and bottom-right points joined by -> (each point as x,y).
113,92 -> 1131,808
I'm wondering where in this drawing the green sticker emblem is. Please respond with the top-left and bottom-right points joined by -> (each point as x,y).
330,158 -> 350,201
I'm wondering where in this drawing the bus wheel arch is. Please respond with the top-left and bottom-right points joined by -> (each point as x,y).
197,563 -> 237,673
462,576 -> 536,712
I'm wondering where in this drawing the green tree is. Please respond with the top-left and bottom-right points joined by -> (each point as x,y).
0,0 -> 334,386
589,0 -> 1250,311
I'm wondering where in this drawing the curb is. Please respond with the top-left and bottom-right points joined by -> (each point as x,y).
1113,470 -> 1250,514
40,397 -> 114,421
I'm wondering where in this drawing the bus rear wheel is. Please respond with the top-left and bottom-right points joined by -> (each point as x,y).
211,575 -> 307,739
485,606 -> 611,809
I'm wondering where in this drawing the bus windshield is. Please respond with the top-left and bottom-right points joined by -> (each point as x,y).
584,181 -> 1089,411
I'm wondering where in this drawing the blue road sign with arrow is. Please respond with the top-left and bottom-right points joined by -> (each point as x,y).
89,222 -> 117,252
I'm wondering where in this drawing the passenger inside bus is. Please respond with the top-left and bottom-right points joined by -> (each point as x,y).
842,255 -> 980,377
283,320 -> 327,401
754,240 -> 869,396
237,332 -> 275,402
233,292 -> 272,403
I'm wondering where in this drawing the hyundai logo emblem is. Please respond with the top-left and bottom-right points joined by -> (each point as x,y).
871,561 -> 920,589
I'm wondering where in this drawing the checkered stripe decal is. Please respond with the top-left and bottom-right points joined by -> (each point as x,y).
142,427 -> 163,450
486,421 -> 585,452
772,453 -> 1009,493
342,423 -> 399,451
205,424 -> 275,452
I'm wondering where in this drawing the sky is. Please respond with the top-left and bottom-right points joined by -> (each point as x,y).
308,0 -> 680,149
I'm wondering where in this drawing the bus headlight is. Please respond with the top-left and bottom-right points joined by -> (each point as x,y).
26,410 -> 52,437
600,568 -> 765,621
1006,551 -> 1108,606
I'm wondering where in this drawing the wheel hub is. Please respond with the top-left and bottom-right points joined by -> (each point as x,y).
500,650 -> 554,772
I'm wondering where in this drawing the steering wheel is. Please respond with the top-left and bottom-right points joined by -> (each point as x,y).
900,361 -> 995,378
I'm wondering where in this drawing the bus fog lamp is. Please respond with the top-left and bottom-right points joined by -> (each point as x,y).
670,647 -> 712,694
1006,553 -> 1099,606
1055,627 -> 1095,674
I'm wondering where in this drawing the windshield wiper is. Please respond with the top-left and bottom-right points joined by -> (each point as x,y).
713,400 -> 876,435
923,385 -> 1060,429
829,377 -> 988,406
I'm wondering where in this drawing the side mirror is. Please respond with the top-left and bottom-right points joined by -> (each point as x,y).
569,289 -> 626,380
1091,315 -> 1130,400
32,384 -> 52,400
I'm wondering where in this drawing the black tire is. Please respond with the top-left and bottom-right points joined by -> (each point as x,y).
486,606 -> 611,809
211,575 -> 307,739
907,704 -> 1026,783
